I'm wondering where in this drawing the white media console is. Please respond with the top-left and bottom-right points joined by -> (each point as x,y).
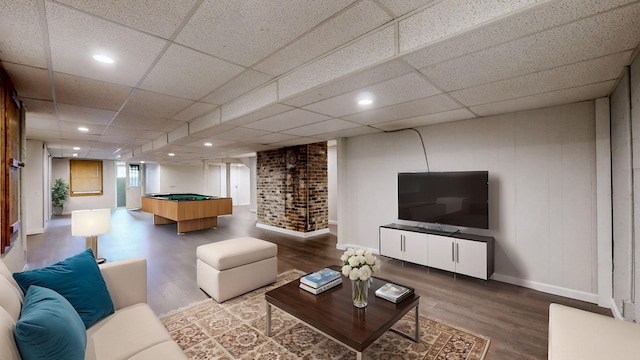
379,224 -> 495,281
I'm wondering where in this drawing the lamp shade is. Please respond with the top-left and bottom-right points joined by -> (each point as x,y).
71,209 -> 111,236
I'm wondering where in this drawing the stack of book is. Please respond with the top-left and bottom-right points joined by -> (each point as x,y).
299,268 -> 342,294
375,282 -> 414,303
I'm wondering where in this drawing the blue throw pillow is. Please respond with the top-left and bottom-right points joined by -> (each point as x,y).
14,286 -> 86,360
13,248 -> 114,328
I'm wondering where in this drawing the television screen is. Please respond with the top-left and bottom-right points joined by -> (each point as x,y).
398,171 -> 489,229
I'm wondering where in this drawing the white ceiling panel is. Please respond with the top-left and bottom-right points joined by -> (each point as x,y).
0,1 -> 47,67
422,3 -> 640,91
53,73 -> 132,111
210,127 -> 271,141
140,43 -> 245,100
312,125 -> 382,141
110,113 -> 184,133
254,0 -> 392,77
273,137 -> 324,147
58,120 -> 105,135
303,72 -> 442,117
344,94 -> 460,125
23,99 -> 56,118
2,63 -> 51,101
98,135 -> 147,146
282,60 -> 412,107
57,104 -> 116,125
248,133 -> 298,145
45,1 -> 167,88
283,119 -> 360,137
27,115 -> 59,131
183,138 -> 236,148
177,0 -> 353,66
103,125 -> 163,140
121,89 -> 193,119
221,83 -> 278,122
244,109 -> 331,132
200,69 -> 273,106
402,0 -> 635,70
470,81 -> 617,116
56,0 -> 199,39
451,51 -> 633,107
172,102 -> 217,122
188,123 -> 236,138
399,0 -> 537,53
378,0 -> 437,18
374,108 -> 477,131
221,103 -> 293,127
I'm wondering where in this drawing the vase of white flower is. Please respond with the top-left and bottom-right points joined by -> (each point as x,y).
341,248 -> 381,308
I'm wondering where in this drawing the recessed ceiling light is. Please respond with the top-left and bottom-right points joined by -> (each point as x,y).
73,147 -> 80,150
204,142 -> 212,147
168,153 -> 175,156
78,127 -> 89,132
140,161 -> 145,164
72,153 -> 78,157
358,99 -> 373,106
93,54 -> 114,64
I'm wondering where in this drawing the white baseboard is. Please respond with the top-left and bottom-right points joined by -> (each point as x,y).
492,273 -> 599,304
610,298 -> 624,320
256,223 -> 329,238
27,228 -> 44,235
329,220 -> 337,225
336,243 -> 380,255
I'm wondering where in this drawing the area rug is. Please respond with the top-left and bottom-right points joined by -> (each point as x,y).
160,270 -> 490,360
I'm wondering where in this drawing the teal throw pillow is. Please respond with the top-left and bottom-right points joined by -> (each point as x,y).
14,285 -> 86,360
13,248 -> 114,328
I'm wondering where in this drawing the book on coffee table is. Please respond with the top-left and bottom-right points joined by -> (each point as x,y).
375,282 -> 414,303
300,268 -> 341,288
299,277 -> 342,294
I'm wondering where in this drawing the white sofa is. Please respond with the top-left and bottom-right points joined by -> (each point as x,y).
548,303 -> 640,359
0,257 -> 186,360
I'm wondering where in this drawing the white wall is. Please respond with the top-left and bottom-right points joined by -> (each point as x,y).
340,101 -> 598,302
328,144 -> 337,224
51,158 -> 117,213
25,140 -> 45,234
207,165 -> 222,196
158,164 -> 204,193
145,163 -> 160,194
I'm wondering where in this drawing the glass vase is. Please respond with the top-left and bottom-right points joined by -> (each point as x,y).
352,279 -> 369,308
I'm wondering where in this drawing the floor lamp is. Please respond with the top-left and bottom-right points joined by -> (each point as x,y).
71,209 -> 110,264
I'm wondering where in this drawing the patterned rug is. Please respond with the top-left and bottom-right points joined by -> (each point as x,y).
160,270 -> 490,360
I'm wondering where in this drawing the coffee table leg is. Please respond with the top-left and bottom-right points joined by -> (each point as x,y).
414,304 -> 420,342
266,302 -> 272,336
357,351 -> 362,360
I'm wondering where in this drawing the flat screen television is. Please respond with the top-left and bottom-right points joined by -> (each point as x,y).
398,171 -> 489,229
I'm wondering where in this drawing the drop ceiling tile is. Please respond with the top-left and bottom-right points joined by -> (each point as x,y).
189,108 -> 221,134
45,2 -> 167,87
244,109 -> 331,132
222,103 -> 293,127
184,138 -> 236,148
56,0 -> 198,38
469,80 -> 617,116
54,73 -> 132,111
110,113 -> 184,133
221,83 -> 278,122
273,137 -> 324,147
254,0 -> 392,76
121,89 -> 193,118
282,60 -> 412,107
399,0 -> 536,53
210,127 -> 271,141
378,0 -> 437,18
283,119 -> 360,137
99,135 -> 147,146
0,1 -> 47,67
59,120 -> 106,135
422,3 -> 640,91
249,133 -> 298,145
188,123 -> 236,138
2,64 -> 51,101
303,72 -> 442,117
23,99 -> 56,118
450,51 -> 634,106
312,125 -> 382,141
57,103 -> 117,125
344,94 -> 460,125
140,43 -> 245,100
168,123 -> 189,143
374,108 -> 476,131
27,115 -> 58,131
279,25 -> 396,99
403,0 -> 637,69
175,0 -> 353,66
200,69 -> 274,105
172,102 -> 217,122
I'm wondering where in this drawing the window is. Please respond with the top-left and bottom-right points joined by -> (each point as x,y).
129,164 -> 140,187
70,160 -> 103,196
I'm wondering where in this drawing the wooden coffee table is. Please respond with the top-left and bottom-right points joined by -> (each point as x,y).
265,269 -> 420,360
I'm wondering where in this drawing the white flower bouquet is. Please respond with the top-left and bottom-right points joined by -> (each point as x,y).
340,248 -> 381,281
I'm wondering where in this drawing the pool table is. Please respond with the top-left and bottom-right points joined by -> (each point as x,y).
141,193 -> 232,233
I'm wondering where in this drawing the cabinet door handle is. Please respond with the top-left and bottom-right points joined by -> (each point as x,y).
456,243 -> 459,263
451,242 -> 455,262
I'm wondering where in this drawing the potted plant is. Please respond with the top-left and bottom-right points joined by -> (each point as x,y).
51,178 -> 69,215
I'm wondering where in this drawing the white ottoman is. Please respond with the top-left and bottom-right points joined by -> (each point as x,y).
197,237 -> 277,302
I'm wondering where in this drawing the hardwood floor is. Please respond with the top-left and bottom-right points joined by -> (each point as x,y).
26,206 -> 610,359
